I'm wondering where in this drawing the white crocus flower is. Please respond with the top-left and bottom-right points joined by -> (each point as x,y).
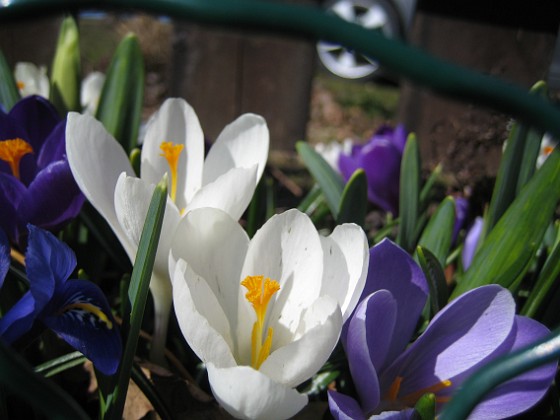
14,62 -> 50,98
66,98 -> 269,363
169,208 -> 369,419
80,71 -> 105,115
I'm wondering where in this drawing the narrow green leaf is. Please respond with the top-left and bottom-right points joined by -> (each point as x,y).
0,340 -> 89,419
485,81 -> 547,233
35,351 -> 86,378
419,163 -> 442,210
417,196 -> 455,267
337,169 -> 367,227
416,246 -> 448,316
414,392 -> 436,420
451,148 -> 560,298
0,49 -> 20,110
103,177 -> 167,420
129,147 -> 141,176
397,134 -> 420,251
439,327 -> 560,420
96,33 -> 145,152
50,16 -> 81,114
297,184 -> 323,214
296,141 -> 344,218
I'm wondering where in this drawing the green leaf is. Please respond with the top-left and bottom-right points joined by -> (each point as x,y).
103,176 -> 167,420
485,81 -> 548,233
397,133 -> 420,251
0,49 -> 20,110
96,33 -> 145,153
50,16 -> 81,115
0,340 -> 89,419
417,196 -> 455,267
337,169 -> 367,227
414,392 -> 436,420
419,163 -> 442,210
416,246 -> 448,316
451,148 -> 560,298
298,184 -> 323,214
35,351 -> 86,378
296,141 -> 344,218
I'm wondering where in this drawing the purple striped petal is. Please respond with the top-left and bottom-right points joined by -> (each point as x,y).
0,291 -> 36,343
41,280 -> 121,375
462,217 -> 484,270
328,390 -> 367,420
0,172 -> 25,241
37,120 -> 67,169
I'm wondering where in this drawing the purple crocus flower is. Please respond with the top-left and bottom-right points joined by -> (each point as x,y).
0,95 -> 84,248
338,125 -> 407,215
462,216 -> 484,270
329,239 -> 557,419
0,225 -> 122,375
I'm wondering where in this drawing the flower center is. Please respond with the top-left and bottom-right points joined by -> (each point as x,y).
241,275 -> 280,370
61,301 -> 113,330
0,138 -> 34,180
159,141 -> 184,203
544,145 -> 554,156
385,375 -> 452,407
16,80 -> 25,91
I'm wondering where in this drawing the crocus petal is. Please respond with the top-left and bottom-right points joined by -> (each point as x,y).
462,217 -> 484,270
36,119 -> 66,168
371,409 -> 416,419
41,279 -> 121,375
203,113 -> 269,184
346,290 -> 397,413
169,207 -> 248,326
0,291 -> 36,343
80,71 -> 105,115
320,223 -> 369,322
141,98 -> 204,207
338,153 -> 361,183
238,209 -> 324,355
0,172 -> 25,240
328,390 -> 367,420
9,95 -> 59,152
25,225 -> 76,307
14,62 -> 49,98
467,316 -> 557,420
260,295 -> 342,388
186,166 -> 258,221
206,363 -> 308,420
0,229 -> 8,288
66,112 -> 136,259
172,260 -> 237,368
385,285 -> 516,398
349,239 -> 428,364
19,160 -> 85,233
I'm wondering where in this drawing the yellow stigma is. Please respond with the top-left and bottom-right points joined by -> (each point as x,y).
241,275 -> 280,369
385,375 -> 452,406
62,302 -> 113,329
16,80 -> 25,90
159,141 -> 184,203
0,138 -> 33,180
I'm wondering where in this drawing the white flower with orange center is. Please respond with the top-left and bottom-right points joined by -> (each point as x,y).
169,208 -> 369,419
66,98 -> 269,363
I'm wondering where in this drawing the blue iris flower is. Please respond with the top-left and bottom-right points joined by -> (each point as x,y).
0,225 -> 121,375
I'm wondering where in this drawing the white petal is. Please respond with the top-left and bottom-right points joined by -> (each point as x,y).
66,112 -> 136,259
170,207 -> 249,333
260,295 -> 342,388
186,166 -> 258,220
207,363 -> 308,420
238,209 -> 324,356
203,113 -> 269,184
172,260 -> 236,367
14,62 -> 49,97
321,224 -> 369,322
80,71 -> 105,115
141,98 -> 204,208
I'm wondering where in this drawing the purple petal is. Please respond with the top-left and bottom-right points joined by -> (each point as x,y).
467,316 -> 557,419
338,152 -> 361,182
346,290 -> 396,412
350,239 -> 428,365
452,197 -> 469,243
25,225 -> 76,308
18,160 -> 85,235
0,229 -> 8,289
371,408 -> 416,419
41,280 -> 121,376
37,120 -> 67,169
0,291 -> 36,343
462,217 -> 483,270
328,390 -> 367,420
0,172 -> 25,241
8,96 -> 60,152
382,285 -> 516,400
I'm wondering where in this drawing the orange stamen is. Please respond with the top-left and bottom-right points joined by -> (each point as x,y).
0,138 -> 33,179
159,141 -> 184,203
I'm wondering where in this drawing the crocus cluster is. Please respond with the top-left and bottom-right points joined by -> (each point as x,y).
0,225 -> 121,375
0,95 -> 84,248
170,208 -> 369,419
329,239 -> 557,419
66,97 -> 269,363
338,125 -> 407,215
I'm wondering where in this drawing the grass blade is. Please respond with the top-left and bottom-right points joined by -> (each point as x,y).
337,169 -> 367,227
397,133 -> 420,251
418,196 -> 455,267
0,49 -> 20,110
